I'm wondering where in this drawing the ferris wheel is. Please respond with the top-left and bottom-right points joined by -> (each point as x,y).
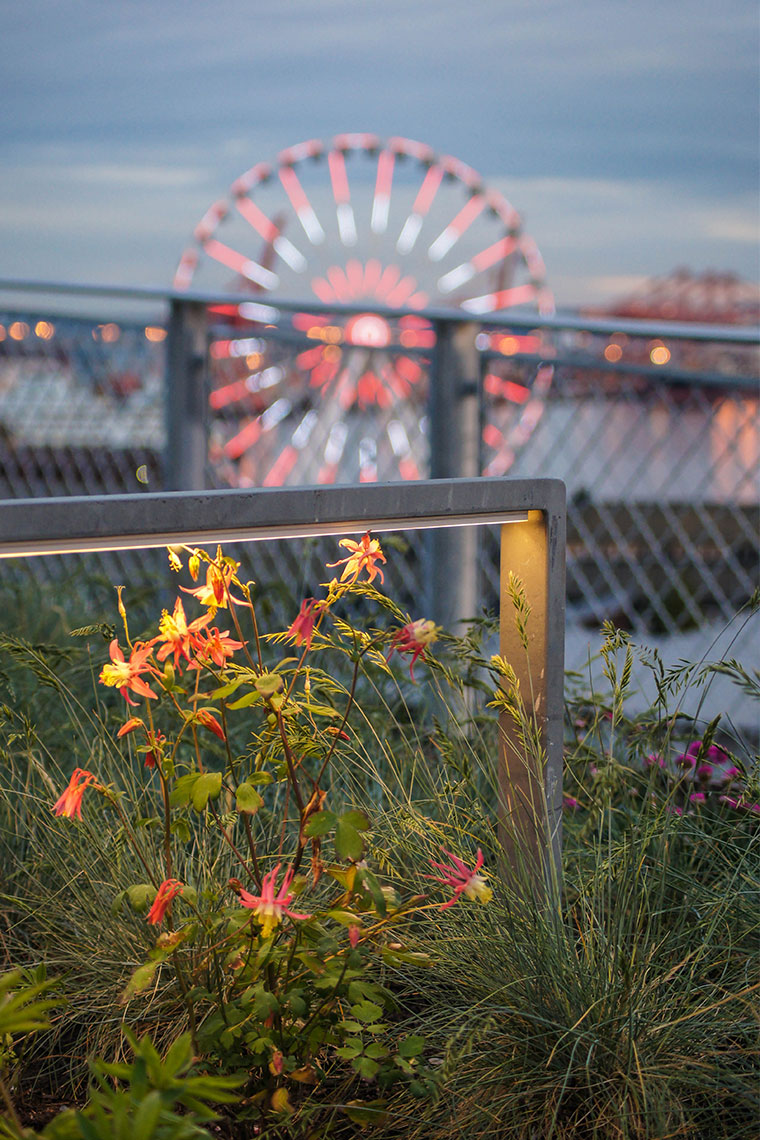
174,134 -> 554,487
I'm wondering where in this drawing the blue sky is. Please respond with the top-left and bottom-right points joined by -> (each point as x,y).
1,0 -> 757,306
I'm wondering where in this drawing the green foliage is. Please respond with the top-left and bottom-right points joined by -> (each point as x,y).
0,548 -> 758,1138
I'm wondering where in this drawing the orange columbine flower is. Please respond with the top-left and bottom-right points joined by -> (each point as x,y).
195,709 -> 226,741
426,848 -> 493,910
154,598 -> 212,670
237,865 -> 311,939
117,716 -> 144,738
388,618 -> 439,681
327,533 -> 386,585
181,562 -> 240,610
99,640 -> 158,706
52,768 -> 97,819
146,878 -> 184,925
287,598 -> 320,649
187,626 -> 244,669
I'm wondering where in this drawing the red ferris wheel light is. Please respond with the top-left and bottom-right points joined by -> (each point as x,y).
343,312 -> 392,348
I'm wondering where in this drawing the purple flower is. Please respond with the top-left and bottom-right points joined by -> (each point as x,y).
563,795 -> 580,811
645,753 -> 666,769
689,792 -> 706,805
719,796 -> 760,816
696,763 -> 713,781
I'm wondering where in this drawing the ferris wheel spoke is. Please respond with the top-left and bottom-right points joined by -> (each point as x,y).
328,149 -> 358,247
397,165 -> 444,253
173,248 -> 198,289
210,378 -> 254,410
317,419 -> 349,483
385,275 -> 419,307
202,238 -> 279,290
311,278 -> 337,304
235,197 -> 308,273
428,194 -> 486,262
437,236 -> 518,294
461,283 -> 537,314
279,166 -> 325,245
374,265 -> 402,302
363,259 -> 383,295
263,444 -> 299,486
224,418 -> 262,460
326,266 -> 352,303
371,149 -> 395,234
346,259 -> 364,296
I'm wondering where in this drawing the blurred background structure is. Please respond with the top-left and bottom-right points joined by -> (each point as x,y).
0,130 -> 757,729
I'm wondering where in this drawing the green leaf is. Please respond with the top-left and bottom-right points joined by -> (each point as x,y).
303,810 -> 337,838
336,1043 -> 363,1059
227,691 -> 262,710
236,783 -> 263,814
354,1056 -> 380,1080
123,960 -> 158,998
168,772 -> 200,808
351,1000 -> 383,1024
253,988 -> 280,1020
365,1042 -> 390,1060
357,867 -> 387,917
0,971 -> 58,1039
343,1099 -> 388,1126
335,819 -> 363,861
210,677 -> 247,699
341,810 -> 370,831
247,771 -> 274,786
132,1089 -> 162,1140
398,1035 -> 425,1058
126,884 -> 155,913
170,818 -> 191,844
302,702 -> 341,718
327,909 -> 361,928
191,771 -> 223,812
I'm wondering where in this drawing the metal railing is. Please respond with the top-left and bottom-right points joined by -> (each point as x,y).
0,278 -> 757,723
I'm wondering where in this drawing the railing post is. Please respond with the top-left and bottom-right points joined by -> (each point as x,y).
498,498 -> 566,892
428,317 -> 481,630
165,298 -> 208,491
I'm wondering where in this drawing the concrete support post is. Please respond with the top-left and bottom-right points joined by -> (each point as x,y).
497,503 -> 566,890
428,318 -> 481,630
165,299 -> 208,491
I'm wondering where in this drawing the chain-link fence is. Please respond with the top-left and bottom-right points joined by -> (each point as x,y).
1,283 -> 757,725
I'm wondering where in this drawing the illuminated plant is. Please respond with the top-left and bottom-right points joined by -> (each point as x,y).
47,534 -> 489,1134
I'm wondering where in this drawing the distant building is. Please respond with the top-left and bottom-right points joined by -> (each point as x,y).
585,268 -> 760,326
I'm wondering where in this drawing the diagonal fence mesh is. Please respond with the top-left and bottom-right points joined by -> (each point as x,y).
0,292 -> 757,727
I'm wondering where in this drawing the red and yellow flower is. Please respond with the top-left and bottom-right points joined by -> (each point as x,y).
287,598 -> 321,649
388,618 -> 439,680
52,768 -> 97,819
146,878 -> 184,925
237,864 -> 311,939
187,626 -> 244,668
154,598 -> 212,670
99,640 -> 158,706
327,533 -> 386,585
427,848 -> 492,910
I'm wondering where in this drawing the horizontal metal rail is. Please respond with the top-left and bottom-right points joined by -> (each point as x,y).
0,278 -> 757,345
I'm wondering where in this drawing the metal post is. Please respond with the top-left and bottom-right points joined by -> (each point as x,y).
165,299 -> 208,491
497,500 -> 566,890
428,317 -> 481,630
